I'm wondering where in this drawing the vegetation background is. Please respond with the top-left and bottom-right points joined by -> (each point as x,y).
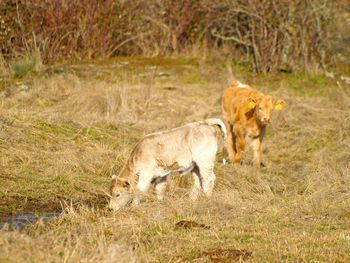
0,0 -> 350,262
1,0 -> 349,74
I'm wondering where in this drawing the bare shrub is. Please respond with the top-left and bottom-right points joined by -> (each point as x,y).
0,0 -> 338,73
0,0 -> 145,63
209,0 -> 333,73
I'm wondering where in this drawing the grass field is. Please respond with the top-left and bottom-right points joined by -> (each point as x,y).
0,56 -> 350,262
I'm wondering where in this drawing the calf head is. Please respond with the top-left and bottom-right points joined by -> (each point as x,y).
248,95 -> 285,124
109,175 -> 132,210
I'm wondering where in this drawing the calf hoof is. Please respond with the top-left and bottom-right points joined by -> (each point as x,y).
189,191 -> 199,201
133,198 -> 140,206
228,158 -> 235,164
157,195 -> 164,201
232,161 -> 243,167
252,162 -> 265,169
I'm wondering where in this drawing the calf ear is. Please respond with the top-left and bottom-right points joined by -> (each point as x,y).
275,100 -> 285,110
232,80 -> 240,87
247,97 -> 257,109
116,178 -> 131,191
122,181 -> 131,191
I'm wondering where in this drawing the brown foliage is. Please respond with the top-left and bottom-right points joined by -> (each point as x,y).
209,0 -> 333,73
0,0 -> 337,72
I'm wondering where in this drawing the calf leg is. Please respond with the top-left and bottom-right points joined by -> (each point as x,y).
251,137 -> 262,168
189,166 -> 201,201
154,178 -> 167,200
234,125 -> 245,165
134,169 -> 153,205
190,139 -> 217,199
193,157 -> 216,198
223,120 -> 236,163
252,128 -> 266,168
200,166 -> 216,197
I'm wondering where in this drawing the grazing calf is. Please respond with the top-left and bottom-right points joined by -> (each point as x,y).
222,81 -> 285,168
108,119 -> 227,211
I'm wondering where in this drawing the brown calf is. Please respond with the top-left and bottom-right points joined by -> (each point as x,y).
222,81 -> 285,168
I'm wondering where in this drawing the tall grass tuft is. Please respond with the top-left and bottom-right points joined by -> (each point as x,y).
10,56 -> 36,78
0,53 -> 8,75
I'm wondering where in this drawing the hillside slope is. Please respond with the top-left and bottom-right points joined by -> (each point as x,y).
0,57 -> 350,262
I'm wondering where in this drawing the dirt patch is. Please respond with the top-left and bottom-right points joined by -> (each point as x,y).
0,196 -> 62,213
0,175 -> 17,182
175,220 -> 210,229
199,248 -> 252,262
0,193 -> 109,213
71,192 -> 109,209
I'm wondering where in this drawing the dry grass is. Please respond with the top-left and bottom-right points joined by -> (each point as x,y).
0,56 -> 350,262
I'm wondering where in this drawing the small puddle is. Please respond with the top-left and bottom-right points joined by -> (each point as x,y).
0,210 -> 60,230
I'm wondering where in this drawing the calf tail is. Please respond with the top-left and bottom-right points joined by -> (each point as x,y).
204,118 -> 228,165
204,118 -> 227,140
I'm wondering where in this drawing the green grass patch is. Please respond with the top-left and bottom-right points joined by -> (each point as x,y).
129,56 -> 198,67
180,67 -> 208,85
1,57 -> 350,263
80,128 -> 104,141
53,173 -> 72,186
32,120 -> 108,142
305,131 -> 336,152
285,73 -> 330,97
11,56 -> 36,79
234,233 -> 259,243
33,120 -> 77,138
